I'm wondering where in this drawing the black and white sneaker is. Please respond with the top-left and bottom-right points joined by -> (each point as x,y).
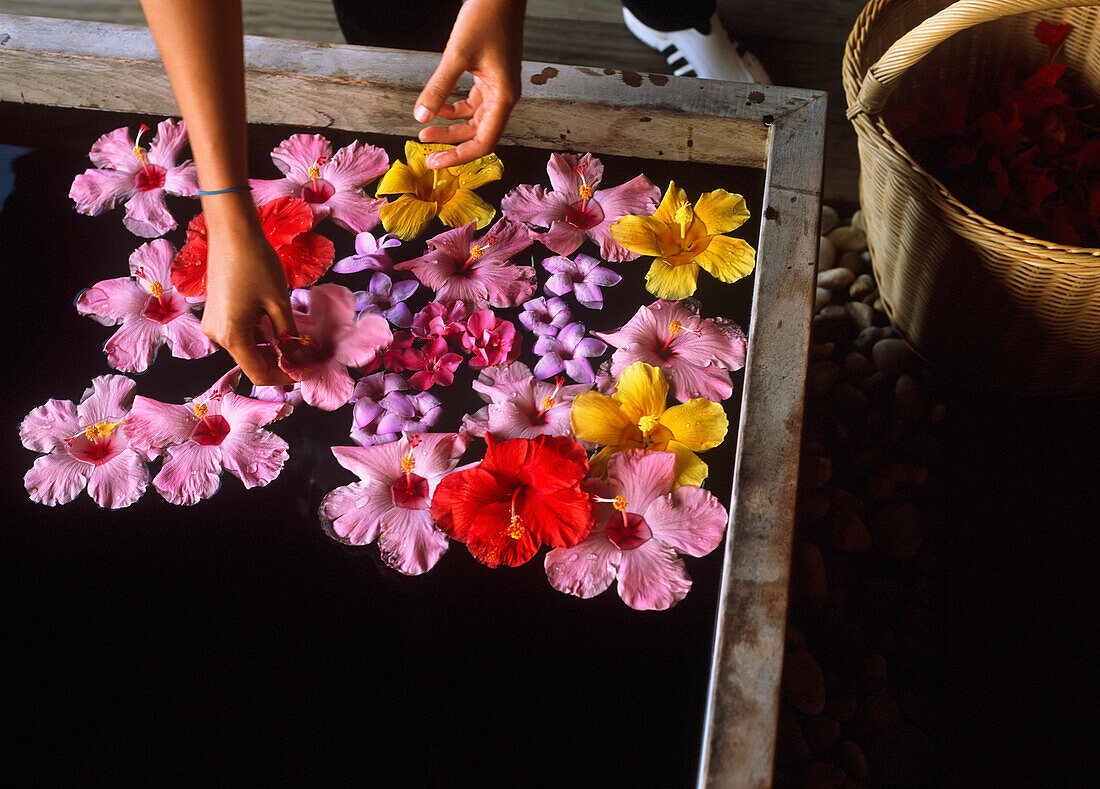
622,9 -> 772,84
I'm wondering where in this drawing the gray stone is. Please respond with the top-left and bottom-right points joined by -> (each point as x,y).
819,266 -> 856,290
839,250 -> 865,273
850,273 -> 876,300
820,204 -> 839,235
818,235 -> 837,271
846,301 -> 874,330
872,338 -> 919,376
828,225 -> 868,253
814,286 -> 831,313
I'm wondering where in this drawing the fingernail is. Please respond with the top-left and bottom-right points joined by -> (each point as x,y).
414,105 -> 432,123
426,154 -> 442,169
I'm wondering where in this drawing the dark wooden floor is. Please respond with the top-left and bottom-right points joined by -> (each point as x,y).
0,0 -> 863,202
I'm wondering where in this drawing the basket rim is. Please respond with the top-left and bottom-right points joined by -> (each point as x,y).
843,0 -> 1100,265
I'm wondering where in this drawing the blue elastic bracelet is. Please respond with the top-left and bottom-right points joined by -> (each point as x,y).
197,186 -> 252,195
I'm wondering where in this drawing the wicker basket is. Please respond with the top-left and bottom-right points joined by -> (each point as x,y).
844,0 -> 1100,397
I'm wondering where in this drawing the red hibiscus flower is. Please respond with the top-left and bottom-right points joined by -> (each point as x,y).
430,434 -> 593,568
171,195 -> 335,299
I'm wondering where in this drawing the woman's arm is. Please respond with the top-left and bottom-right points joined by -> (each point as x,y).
140,0 -> 296,386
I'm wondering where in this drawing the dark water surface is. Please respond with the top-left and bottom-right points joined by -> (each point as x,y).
1,106 -> 764,786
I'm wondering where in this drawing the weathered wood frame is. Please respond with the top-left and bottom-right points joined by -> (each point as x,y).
0,14 -> 824,787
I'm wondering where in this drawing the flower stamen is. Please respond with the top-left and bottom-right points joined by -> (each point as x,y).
673,199 -> 694,237
132,124 -> 153,176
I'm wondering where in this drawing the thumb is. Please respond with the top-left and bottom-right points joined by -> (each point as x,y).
266,294 -> 297,342
414,54 -> 464,124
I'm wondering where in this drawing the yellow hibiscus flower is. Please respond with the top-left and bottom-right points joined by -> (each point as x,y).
376,141 -> 503,240
570,362 -> 727,487
609,181 -> 756,300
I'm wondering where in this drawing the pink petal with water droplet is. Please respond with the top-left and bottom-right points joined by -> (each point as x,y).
219,424 -> 289,488
70,169 -> 136,216
77,375 -> 137,426
20,398 -> 80,453
615,539 -> 692,610
154,441 -> 223,505
378,506 -> 449,575
24,452 -> 90,506
86,449 -> 149,509
124,189 -> 176,238
126,396 -> 198,453
642,486 -> 728,557
163,314 -> 217,360
544,527 -> 620,599
270,134 -> 333,177
76,278 -> 147,327
320,478 -> 391,545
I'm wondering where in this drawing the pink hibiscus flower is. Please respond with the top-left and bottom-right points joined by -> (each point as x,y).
20,375 -> 149,509
250,134 -> 389,232
76,239 -> 216,373
274,284 -> 393,411
399,336 -> 465,391
69,120 -> 198,238
500,152 -> 659,262
395,219 -> 535,308
462,361 -> 593,440
460,310 -> 521,369
544,450 -> 728,610
594,300 -> 747,402
126,369 -> 293,505
320,432 -> 470,575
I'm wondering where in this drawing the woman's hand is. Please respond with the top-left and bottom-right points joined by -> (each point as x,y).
414,0 -> 527,170
200,195 -> 297,385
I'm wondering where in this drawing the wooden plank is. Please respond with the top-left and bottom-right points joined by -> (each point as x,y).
0,15 -> 824,168
699,92 -> 826,789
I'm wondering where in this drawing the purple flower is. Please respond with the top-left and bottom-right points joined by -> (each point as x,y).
350,373 -> 442,446
500,152 -> 659,261
518,296 -> 572,337
533,322 -> 607,383
354,272 -> 419,328
250,134 -> 389,232
333,230 -> 402,274
69,120 -> 198,238
250,383 -> 305,408
542,253 -> 622,309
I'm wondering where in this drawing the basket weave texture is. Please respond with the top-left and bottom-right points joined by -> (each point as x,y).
844,0 -> 1100,397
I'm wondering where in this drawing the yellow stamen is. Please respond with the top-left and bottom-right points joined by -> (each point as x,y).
149,281 -> 164,299
400,454 -> 416,474
540,395 -> 556,412
612,495 -> 627,512
506,514 -> 525,540
674,200 -> 694,236
668,320 -> 682,336
192,401 -> 208,419
307,164 -> 320,180
84,419 -> 125,441
637,414 -> 660,434
579,183 -> 594,200
469,244 -> 485,260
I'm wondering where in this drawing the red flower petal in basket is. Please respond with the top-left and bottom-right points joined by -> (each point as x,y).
1035,20 -> 1073,54
171,196 -> 334,299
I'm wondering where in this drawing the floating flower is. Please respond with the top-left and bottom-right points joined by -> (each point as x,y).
570,361 -> 727,487
354,272 -> 419,328
333,230 -> 402,274
532,321 -> 606,384
463,361 -> 593,440
321,432 -> 470,574
69,120 -> 198,238
395,219 -> 534,308
77,239 -> 216,373
409,300 -> 470,342
172,195 -> 335,300
250,134 -> 389,232
376,141 -> 503,240
542,253 -> 622,309
460,310 -> 521,369
501,152 -> 658,261
251,383 -> 305,408
610,181 -> 756,300
20,375 -> 149,508
594,300 -> 746,402
127,369 -> 292,505
518,296 -> 572,337
431,434 -> 593,568
544,450 -> 727,610
351,372 -> 413,445
274,283 -> 393,410
398,336 -> 464,391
